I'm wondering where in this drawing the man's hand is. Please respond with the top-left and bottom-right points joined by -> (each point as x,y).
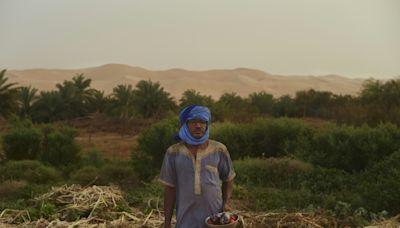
222,180 -> 234,212
163,186 -> 176,228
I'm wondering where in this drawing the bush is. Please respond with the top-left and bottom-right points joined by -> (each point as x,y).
133,116 -> 179,180
360,149 -> 400,214
99,162 -> 138,188
70,166 -> 100,186
0,160 -> 61,184
233,157 -> 364,212
294,166 -> 366,211
233,157 -> 312,189
212,118 -> 312,159
124,180 -> 163,208
300,167 -> 355,195
242,187 -> 315,211
71,162 -> 138,188
40,126 -> 81,166
81,148 -> 106,168
2,127 -> 42,160
0,184 -> 50,212
249,118 -> 312,157
211,122 -> 251,159
297,123 -> 400,172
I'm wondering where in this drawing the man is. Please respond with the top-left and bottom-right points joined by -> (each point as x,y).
159,105 -> 235,228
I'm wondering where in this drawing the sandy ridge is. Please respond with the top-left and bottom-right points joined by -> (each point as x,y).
6,64 -> 366,99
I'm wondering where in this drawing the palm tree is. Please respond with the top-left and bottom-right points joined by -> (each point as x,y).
72,73 -> 96,105
179,89 -> 214,108
0,69 -> 19,118
18,86 -> 38,118
31,91 -> 65,122
56,81 -> 78,118
87,89 -> 108,114
133,80 -> 176,118
111,84 -> 136,119
110,84 -> 136,137
55,73 -> 95,118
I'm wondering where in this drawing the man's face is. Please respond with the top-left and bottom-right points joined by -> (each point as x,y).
187,119 -> 207,139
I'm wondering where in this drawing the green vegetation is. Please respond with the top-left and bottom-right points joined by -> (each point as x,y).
1,68 -> 400,225
0,69 -> 19,118
136,117 -> 400,217
132,116 -> 179,180
213,118 -> 312,159
179,89 -> 214,108
0,160 -> 61,184
1,68 -> 400,126
296,123 -> 400,172
2,127 -> 42,160
359,149 -> 400,213
17,86 -> 38,118
2,122 -> 81,167
70,161 -> 138,188
40,126 -> 80,166
233,158 -> 312,188
232,157 -> 389,226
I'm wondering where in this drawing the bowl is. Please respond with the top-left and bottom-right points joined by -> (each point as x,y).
205,213 -> 239,228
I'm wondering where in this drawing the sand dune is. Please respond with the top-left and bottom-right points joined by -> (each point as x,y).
6,64 -> 366,99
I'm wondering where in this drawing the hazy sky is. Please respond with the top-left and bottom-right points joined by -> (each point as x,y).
1,0 -> 399,78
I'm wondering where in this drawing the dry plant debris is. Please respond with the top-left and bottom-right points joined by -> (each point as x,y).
1,185 -> 399,227
0,209 -> 31,224
0,185 -> 173,227
236,211 -> 336,228
365,214 -> 400,228
35,184 -> 123,219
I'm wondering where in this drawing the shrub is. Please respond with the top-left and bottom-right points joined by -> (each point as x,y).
7,116 -> 34,129
0,160 -> 61,184
297,123 -> 400,172
124,180 -> 163,208
40,126 -> 81,166
70,166 -> 100,186
233,157 -> 312,189
133,116 -> 179,180
0,184 -> 50,213
81,148 -> 106,168
243,187 -> 315,211
300,167 -> 355,195
211,118 -> 312,159
71,162 -> 138,188
211,122 -> 251,159
99,162 -> 138,188
233,157 -> 363,212
297,167 -> 363,210
360,149 -> 400,214
298,167 -> 363,210
249,118 -> 312,157
2,127 -> 42,160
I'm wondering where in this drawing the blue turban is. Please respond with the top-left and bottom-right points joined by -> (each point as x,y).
177,105 -> 211,145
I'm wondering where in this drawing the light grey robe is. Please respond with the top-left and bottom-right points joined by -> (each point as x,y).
159,140 -> 236,228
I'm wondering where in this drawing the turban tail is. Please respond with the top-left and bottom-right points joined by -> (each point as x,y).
177,105 -> 211,145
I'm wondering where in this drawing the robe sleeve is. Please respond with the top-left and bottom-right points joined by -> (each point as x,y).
218,146 -> 236,182
158,151 -> 177,187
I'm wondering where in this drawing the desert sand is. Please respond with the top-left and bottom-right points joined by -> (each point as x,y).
6,64 -> 366,99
